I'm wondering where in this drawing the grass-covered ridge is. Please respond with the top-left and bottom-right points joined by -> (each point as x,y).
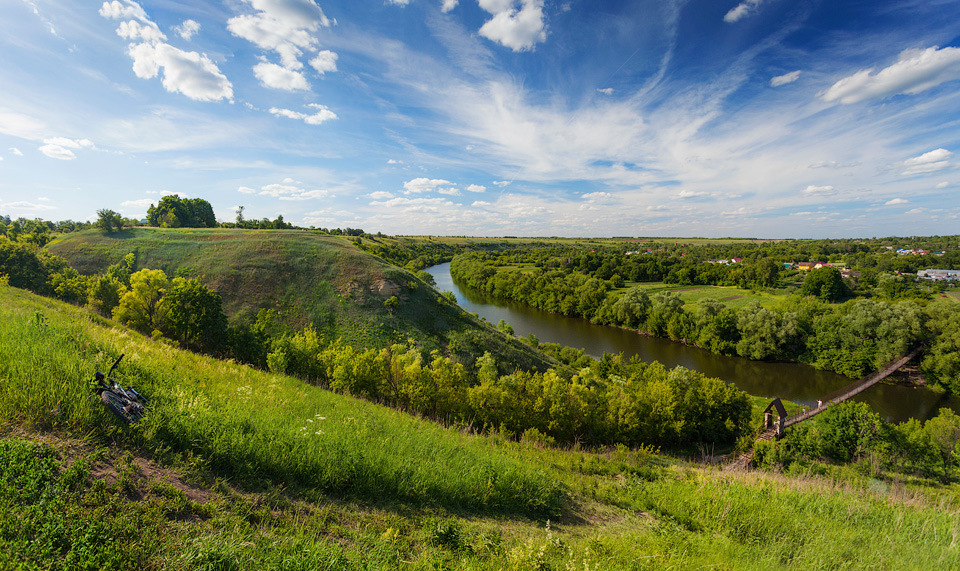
3,284 -> 960,569
46,227 -> 552,371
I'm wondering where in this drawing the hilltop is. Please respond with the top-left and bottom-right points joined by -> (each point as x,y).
46,228 -> 552,372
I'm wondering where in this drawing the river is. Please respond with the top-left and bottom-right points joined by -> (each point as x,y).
426,262 -> 960,423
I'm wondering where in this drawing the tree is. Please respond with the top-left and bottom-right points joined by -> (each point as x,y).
89,274 -> 126,316
236,205 -> 245,227
113,269 -> 170,334
800,267 -> 848,302
161,277 -> 228,353
147,195 -> 216,228
96,209 -> 123,234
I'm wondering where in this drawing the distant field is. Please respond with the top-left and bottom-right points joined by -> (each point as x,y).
619,281 -> 784,309
401,235 -> 775,248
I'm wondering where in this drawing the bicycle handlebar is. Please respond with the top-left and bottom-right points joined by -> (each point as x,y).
106,354 -> 124,379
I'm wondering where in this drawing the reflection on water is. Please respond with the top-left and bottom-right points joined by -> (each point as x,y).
426,262 -> 960,423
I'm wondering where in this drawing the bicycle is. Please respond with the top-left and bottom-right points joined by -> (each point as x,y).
93,354 -> 148,425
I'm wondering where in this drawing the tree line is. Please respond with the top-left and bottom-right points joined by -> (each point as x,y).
450,251 -> 959,391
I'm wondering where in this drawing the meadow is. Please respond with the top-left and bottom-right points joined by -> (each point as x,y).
2,282 -> 960,569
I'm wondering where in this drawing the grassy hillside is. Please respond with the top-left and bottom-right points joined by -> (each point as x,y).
46,228 -> 552,371
3,284 -> 960,569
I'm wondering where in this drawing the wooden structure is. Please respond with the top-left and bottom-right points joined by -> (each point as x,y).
763,398 -> 787,438
724,346 -> 922,471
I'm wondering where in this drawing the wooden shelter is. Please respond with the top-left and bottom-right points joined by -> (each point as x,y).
763,398 -> 788,438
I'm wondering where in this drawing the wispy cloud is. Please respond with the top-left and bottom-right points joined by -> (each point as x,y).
770,70 -> 800,87
724,0 -> 766,24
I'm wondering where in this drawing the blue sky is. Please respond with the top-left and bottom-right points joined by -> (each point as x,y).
1,0 -> 959,238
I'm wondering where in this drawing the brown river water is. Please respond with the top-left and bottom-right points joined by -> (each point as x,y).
426,262 -> 960,423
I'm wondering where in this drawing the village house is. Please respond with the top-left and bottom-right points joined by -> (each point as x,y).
917,269 -> 960,281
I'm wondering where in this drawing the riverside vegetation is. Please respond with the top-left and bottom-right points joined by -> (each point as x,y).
2,224 -> 960,567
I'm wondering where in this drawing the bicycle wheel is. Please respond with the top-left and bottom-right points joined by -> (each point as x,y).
100,391 -> 143,425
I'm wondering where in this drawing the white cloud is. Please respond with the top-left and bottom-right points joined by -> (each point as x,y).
309,50 -> 338,74
238,186 -> 258,194
121,198 -> 154,208
387,0 -> 411,5
228,0 -> 332,75
9,148 -> 23,156
582,191 -> 612,200
467,184 -> 486,193
99,1 -> 149,22
127,43 -> 234,101
117,20 -> 166,42
492,180 -> 512,187
822,46 -> 960,105
902,148 -> 952,176
253,180 -> 329,200
935,181 -> 949,189
387,159 -> 403,164
101,2 -> 232,102
369,191 -> 394,200
0,110 -> 47,140
904,208 -> 925,214
885,198 -> 908,205
596,88 -> 614,95
38,137 -> 94,160
254,61 -> 310,90
801,184 -> 835,196
472,201 -> 491,207
478,0 -> 547,52
441,0 -> 459,13
174,19 -> 201,41
770,70 -> 801,87
723,0 -> 764,23
438,187 -> 461,196
0,200 -> 55,212
403,177 -> 455,194
269,104 -> 337,124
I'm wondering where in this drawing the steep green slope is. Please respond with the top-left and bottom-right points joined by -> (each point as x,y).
46,228 -> 552,371
3,284 -> 960,569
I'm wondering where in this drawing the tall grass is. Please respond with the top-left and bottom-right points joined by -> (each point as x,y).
0,285 -> 563,517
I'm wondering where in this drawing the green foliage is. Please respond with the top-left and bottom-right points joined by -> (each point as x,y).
96,208 -> 124,234
922,300 -> 960,392
113,268 -> 170,335
162,277 -> 229,353
146,195 -> 216,228
800,266 -> 849,302
88,274 -> 126,316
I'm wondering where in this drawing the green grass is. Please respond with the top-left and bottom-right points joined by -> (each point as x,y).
3,282 -> 960,569
46,228 -> 553,371
619,281 -> 783,309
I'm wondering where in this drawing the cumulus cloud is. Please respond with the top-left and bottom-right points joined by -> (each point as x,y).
770,70 -> 801,87
38,137 -> 94,160
248,180 -> 330,200
174,19 -> 201,41
309,50 -> 338,74
901,148 -> 952,175
269,103 -> 337,124
723,0 -> 765,23
885,198 -> 908,205
117,20 -> 166,42
438,187 -> 461,196
822,46 -> 960,105
441,0 -> 459,13
238,186 -> 258,194
254,61 -> 310,90
228,0 -> 338,88
935,181 -> 950,189
472,200 -> 491,207
403,177 -> 456,194
467,184 -> 486,193
369,191 -> 394,200
101,1 -> 233,102
387,159 -> 403,164
478,0 -> 547,52
801,184 -> 835,196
